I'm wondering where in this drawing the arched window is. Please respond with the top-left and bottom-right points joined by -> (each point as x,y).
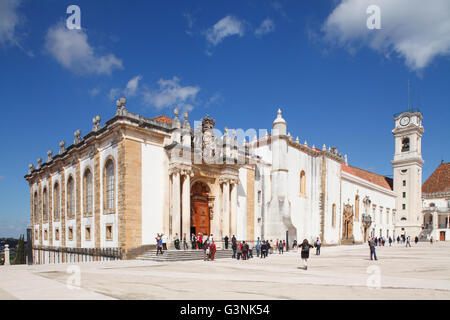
67,176 -> 75,219
300,170 -> 306,196
54,182 -> 60,220
332,203 -> 336,227
355,195 -> 360,221
43,187 -> 48,221
33,191 -> 38,223
104,159 -> 115,211
401,137 -> 410,152
84,169 -> 93,216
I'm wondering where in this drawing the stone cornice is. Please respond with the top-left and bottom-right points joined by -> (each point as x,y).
422,191 -> 450,199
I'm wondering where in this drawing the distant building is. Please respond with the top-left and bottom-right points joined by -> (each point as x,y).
421,161 -> 450,241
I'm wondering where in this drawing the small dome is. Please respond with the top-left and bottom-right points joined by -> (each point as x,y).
273,108 -> 286,125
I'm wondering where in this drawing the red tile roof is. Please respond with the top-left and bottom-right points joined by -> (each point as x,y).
342,164 -> 393,191
422,162 -> 450,194
151,115 -> 172,124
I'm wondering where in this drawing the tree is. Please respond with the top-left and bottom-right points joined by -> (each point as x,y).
12,235 -> 25,265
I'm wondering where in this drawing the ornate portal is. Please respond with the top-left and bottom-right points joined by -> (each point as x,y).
342,204 -> 354,244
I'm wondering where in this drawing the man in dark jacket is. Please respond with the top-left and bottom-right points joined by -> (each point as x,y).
300,239 -> 314,270
224,235 -> 229,249
232,241 -> 237,259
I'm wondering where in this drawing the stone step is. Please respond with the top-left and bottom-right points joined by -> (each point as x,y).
136,249 -> 233,262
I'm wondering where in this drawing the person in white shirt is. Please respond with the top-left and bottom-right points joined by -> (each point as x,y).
162,233 -> 168,250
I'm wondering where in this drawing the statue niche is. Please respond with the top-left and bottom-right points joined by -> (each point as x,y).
342,204 -> 354,244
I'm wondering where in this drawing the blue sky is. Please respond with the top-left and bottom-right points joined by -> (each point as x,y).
1,0 -> 449,238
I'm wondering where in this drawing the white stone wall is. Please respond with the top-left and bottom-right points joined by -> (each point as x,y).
237,167 -> 247,240
51,173 -> 62,247
323,158 -> 342,244
141,142 -> 167,245
341,172 -> 397,241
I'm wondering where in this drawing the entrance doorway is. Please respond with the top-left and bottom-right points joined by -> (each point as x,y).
440,231 -> 446,241
190,181 -> 211,236
342,204 -> 354,244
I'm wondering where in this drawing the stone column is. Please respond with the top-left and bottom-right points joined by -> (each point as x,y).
4,244 -> 10,265
181,170 -> 191,240
222,179 -> 230,240
231,180 -> 238,238
171,170 -> 181,240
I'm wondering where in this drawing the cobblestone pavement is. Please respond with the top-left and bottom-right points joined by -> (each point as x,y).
1,242 -> 449,299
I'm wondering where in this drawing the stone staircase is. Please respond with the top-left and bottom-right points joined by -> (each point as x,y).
136,249 -> 233,262
419,228 -> 433,241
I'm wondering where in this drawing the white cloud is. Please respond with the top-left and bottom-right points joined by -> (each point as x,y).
44,23 -> 123,75
125,75 -> 143,96
0,0 -> 21,46
89,88 -> 100,97
206,15 -> 245,46
142,77 -> 200,112
322,0 -> 450,70
255,18 -> 275,37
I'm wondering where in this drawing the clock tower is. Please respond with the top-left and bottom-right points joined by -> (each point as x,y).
392,110 -> 424,237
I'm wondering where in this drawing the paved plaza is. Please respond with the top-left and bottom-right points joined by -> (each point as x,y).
1,242 -> 449,300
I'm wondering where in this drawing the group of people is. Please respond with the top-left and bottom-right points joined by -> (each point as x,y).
155,233 -> 168,255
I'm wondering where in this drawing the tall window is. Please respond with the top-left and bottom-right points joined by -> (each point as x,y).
355,195 -> 360,221
54,182 -> 60,220
33,191 -> 38,223
84,169 -> 93,216
43,188 -> 48,221
332,203 -> 336,227
105,160 -> 115,210
300,170 -> 306,196
67,176 -> 75,219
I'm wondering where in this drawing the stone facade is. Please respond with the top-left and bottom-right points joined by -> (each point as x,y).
25,99 -> 430,264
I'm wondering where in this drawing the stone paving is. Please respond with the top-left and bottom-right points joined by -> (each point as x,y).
1,242 -> 449,300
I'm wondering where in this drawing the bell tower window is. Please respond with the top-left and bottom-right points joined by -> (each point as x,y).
401,137 -> 410,152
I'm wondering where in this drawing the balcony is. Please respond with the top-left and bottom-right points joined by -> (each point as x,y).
423,207 -> 450,214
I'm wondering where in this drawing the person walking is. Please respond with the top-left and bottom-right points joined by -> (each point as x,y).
232,240 -> 237,258
292,239 -> 298,249
315,237 -> 321,255
368,237 -> 378,260
406,236 -> 411,247
183,233 -> 188,250
269,240 -> 274,254
260,241 -> 266,259
430,236 -> 433,244
414,236 -> 419,245
224,235 -> 229,250
300,239 -> 314,270
156,235 -> 163,256
389,237 -> 392,246
203,240 -> 210,261
209,241 -> 216,261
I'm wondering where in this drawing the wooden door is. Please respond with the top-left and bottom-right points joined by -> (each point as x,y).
440,231 -> 445,241
191,200 -> 210,236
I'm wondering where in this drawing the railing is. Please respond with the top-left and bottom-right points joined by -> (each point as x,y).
32,246 -> 122,264
423,207 -> 450,213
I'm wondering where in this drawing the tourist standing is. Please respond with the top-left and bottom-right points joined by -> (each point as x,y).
242,241 -> 248,260
256,238 -> 261,257
162,233 -> 168,250
278,241 -> 284,254
183,233 -> 188,250
232,240 -> 237,258
315,237 -> 321,255
224,235 -> 229,249
191,233 -> 196,249
174,233 -> 180,250
269,240 -> 273,254
414,236 -> 419,245
292,239 -> 298,249
156,236 -> 163,256
261,241 -> 267,259
209,241 -> 216,261
236,242 -> 242,260
389,237 -> 392,246
300,239 -> 314,270
369,237 -> 378,260
430,236 -> 433,244
204,241 -> 210,261
248,242 -> 253,259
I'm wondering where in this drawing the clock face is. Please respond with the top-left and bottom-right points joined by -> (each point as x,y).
400,116 -> 410,126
